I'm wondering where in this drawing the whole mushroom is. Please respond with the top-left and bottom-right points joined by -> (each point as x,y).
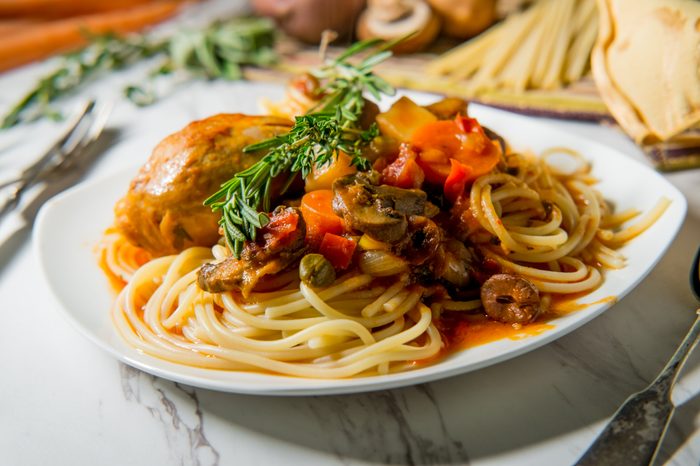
252,0 -> 366,44
357,0 -> 441,54
427,0 -> 496,39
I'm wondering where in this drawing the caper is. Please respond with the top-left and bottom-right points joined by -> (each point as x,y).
299,254 -> 336,287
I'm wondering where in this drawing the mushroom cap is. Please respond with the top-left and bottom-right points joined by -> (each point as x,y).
427,0 -> 496,39
480,273 -> 541,324
252,0 -> 366,44
357,0 -> 441,54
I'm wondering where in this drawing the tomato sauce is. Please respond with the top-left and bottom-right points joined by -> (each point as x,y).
549,294 -> 617,315
439,314 -> 555,351
454,318 -> 555,347
422,292 -> 618,365
97,250 -> 127,294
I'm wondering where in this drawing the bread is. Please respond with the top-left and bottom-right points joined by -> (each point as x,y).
592,0 -> 700,143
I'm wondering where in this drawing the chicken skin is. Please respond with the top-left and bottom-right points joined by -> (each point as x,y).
115,114 -> 292,256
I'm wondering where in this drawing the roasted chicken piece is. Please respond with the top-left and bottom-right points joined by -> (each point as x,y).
115,114 -> 292,256
197,207 -> 307,296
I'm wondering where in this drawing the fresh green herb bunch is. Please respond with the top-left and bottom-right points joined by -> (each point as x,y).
127,17 -> 277,105
1,35 -> 165,128
1,17 -> 277,129
205,38 -> 396,258
169,18 -> 277,80
310,39 -> 395,120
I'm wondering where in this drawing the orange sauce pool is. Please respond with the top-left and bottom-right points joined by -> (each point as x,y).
454,318 -> 555,347
410,317 -> 556,368
419,292 -> 618,366
96,228 -> 152,295
549,293 -> 617,315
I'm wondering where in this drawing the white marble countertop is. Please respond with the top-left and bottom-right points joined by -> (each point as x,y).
1,14 -> 700,466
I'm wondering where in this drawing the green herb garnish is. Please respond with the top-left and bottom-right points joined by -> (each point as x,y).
1,17 -> 276,129
204,38 -> 396,258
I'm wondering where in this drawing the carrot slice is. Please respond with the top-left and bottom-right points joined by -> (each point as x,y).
411,120 -> 459,183
300,190 -> 345,246
411,115 -> 501,186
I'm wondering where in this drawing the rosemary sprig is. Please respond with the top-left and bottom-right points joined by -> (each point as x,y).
204,39 -> 396,258
1,17 -> 276,129
1,35 -> 164,128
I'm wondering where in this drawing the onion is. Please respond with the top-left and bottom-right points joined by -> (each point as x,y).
358,250 -> 408,277
439,239 -> 474,287
441,253 -> 470,287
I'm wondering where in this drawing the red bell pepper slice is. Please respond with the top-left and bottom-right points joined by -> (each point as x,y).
319,233 -> 357,270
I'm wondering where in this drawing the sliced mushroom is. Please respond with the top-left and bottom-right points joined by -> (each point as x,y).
480,274 -> 541,324
357,0 -> 441,54
197,207 -> 307,296
252,0 -> 365,44
376,185 -> 427,216
392,215 -> 442,265
437,239 -> 475,287
332,172 -> 428,243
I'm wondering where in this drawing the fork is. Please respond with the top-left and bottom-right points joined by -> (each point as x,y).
0,99 -> 110,218
576,246 -> 700,466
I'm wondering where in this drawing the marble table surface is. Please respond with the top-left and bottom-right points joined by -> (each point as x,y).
1,30 -> 699,466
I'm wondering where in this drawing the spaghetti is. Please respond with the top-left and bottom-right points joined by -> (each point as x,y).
107,242 -> 441,377
464,150 -> 669,306
103,142 -> 668,378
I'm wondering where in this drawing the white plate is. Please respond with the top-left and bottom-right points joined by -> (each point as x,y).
34,91 -> 687,396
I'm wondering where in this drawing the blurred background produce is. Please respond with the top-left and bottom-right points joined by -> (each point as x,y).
427,0 -> 597,92
355,0 -> 441,53
426,0 -> 496,39
251,0 -> 365,44
0,0 -> 697,170
0,0 -> 189,72
0,16 -> 277,128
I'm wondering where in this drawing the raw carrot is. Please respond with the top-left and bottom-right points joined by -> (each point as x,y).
0,0 -> 183,72
0,18 -> 40,36
0,0 -> 174,19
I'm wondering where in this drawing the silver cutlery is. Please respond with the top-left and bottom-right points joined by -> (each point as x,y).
576,246 -> 700,466
0,100 -> 111,245
0,99 -> 111,217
